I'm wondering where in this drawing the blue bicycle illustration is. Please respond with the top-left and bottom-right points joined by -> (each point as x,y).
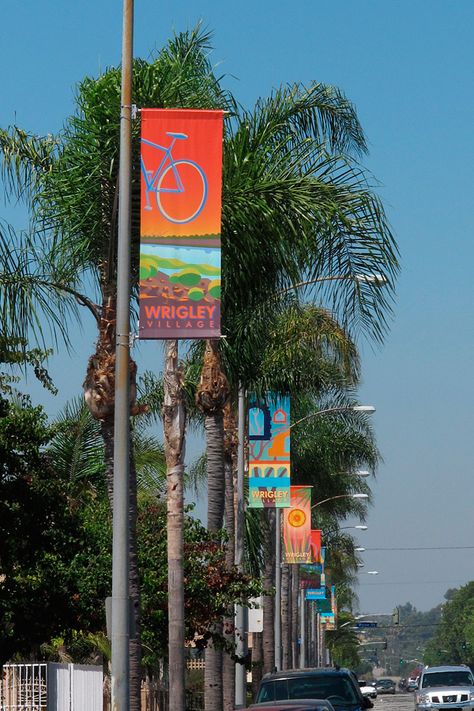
141,132 -> 208,224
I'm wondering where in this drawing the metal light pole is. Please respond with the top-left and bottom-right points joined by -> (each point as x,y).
274,508 -> 282,671
299,588 -> 306,668
310,601 -> 316,666
111,1 -> 133,709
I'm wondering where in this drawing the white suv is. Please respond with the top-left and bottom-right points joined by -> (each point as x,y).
415,666 -> 474,711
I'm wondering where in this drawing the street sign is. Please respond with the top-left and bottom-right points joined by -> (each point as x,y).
356,621 -> 378,628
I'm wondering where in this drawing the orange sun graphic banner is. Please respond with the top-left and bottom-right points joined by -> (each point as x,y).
139,108 -> 224,339
282,486 -> 313,563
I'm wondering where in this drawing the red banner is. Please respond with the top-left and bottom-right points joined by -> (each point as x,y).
310,529 -> 322,563
139,109 -> 224,339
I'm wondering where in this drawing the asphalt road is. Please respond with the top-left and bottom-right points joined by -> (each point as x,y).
374,693 -> 415,711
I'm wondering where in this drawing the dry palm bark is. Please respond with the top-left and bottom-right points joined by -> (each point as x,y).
82,292 -> 146,711
291,566 -> 299,669
262,509 -> 276,675
223,401 -> 238,711
281,563 -> 291,669
162,340 -> 186,711
196,340 -> 230,711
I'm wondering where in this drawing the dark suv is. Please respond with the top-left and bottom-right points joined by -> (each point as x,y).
256,668 -> 373,711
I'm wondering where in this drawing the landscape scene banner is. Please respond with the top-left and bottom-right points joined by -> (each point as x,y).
315,598 -> 332,613
282,485 -> 312,563
248,394 -> 291,508
139,108 -> 224,339
320,612 -> 336,630
299,564 -> 322,589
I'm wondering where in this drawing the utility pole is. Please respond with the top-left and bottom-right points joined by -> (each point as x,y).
111,1 -> 133,709
274,508 -> 282,671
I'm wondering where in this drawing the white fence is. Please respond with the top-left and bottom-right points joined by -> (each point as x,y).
1,664 -> 102,711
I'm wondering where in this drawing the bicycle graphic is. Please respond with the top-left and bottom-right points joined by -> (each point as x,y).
141,132 -> 208,224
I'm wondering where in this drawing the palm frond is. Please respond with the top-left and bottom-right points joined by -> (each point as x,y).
0,126 -> 58,204
133,430 -> 166,495
48,397 -> 104,487
0,222 -> 81,348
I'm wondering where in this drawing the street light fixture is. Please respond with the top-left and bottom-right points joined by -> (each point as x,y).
290,405 -> 375,432
355,273 -> 388,284
281,273 -> 389,294
274,405 -> 373,673
355,470 -> 370,477
311,493 -> 369,509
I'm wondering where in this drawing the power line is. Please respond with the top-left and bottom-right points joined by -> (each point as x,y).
359,579 -> 470,586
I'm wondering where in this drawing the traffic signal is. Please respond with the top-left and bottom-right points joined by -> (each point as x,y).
383,640 -> 388,650
400,658 -> 405,665
392,607 -> 400,625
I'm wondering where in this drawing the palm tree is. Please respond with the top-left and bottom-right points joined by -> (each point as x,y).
196,72 -> 398,698
0,27 -> 232,710
2,28 -> 400,710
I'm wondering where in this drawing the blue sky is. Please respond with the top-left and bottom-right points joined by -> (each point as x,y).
2,1 -> 474,615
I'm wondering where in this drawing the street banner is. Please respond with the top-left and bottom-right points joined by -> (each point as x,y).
305,587 -> 327,600
331,584 -> 338,626
282,485 -> 312,562
310,529 -> 322,563
320,546 -> 326,568
248,394 -> 291,508
299,564 -> 321,589
139,109 -> 224,339
315,598 -> 332,613
321,612 -> 336,630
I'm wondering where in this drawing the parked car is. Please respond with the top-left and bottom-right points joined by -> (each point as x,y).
255,667 -> 373,711
358,681 -> 377,699
247,701 -> 336,711
415,665 -> 474,711
375,678 -> 396,695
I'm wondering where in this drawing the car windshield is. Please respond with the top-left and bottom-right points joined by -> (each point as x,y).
377,680 -> 393,686
422,672 -> 474,688
258,675 -> 361,706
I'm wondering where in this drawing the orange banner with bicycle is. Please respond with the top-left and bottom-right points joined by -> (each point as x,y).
139,109 -> 224,339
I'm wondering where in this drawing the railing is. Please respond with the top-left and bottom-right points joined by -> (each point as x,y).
1,664 -> 48,711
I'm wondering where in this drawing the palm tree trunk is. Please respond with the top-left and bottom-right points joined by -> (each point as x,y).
84,292 -> 145,711
281,563 -> 290,669
196,340 -> 230,711
262,509 -> 275,675
129,454 -> 142,711
98,424 -> 142,711
251,632 -> 263,700
203,411 -> 224,711
223,402 -> 237,711
291,566 -> 299,668
162,339 -> 186,711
